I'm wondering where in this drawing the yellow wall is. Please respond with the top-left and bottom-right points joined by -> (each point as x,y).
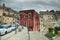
0,9 -> 3,16
2,16 -> 16,25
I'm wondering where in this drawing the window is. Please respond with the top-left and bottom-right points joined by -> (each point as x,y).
53,23 -> 55,25
28,13 -> 32,18
35,16 -> 39,20
48,16 -> 49,17
41,20 -> 43,22
40,16 -> 43,18
3,13 -> 6,16
28,14 -> 30,18
28,22 -> 31,26
0,21 -> 1,23
8,18 -> 9,20
10,22 -> 12,24
23,15 -> 26,19
13,18 -> 14,20
0,16 -> 1,17
3,18 -> 4,20
5,20 -> 6,22
52,16 -> 53,17
13,22 -> 15,24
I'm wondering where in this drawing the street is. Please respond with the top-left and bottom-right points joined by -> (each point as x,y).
0,27 -> 49,40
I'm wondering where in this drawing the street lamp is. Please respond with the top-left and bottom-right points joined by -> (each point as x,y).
26,16 -> 30,40
13,14 -> 17,34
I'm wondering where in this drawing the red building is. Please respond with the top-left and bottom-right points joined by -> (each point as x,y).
19,10 -> 40,32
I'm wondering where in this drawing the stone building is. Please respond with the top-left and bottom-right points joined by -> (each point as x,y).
40,11 -> 58,28
0,4 -> 17,25
19,10 -> 40,32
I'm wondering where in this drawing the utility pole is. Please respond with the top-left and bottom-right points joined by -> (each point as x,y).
26,20 -> 30,40
14,14 -> 17,34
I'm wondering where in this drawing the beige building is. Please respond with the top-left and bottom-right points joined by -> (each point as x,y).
40,11 -> 58,28
0,4 -> 17,25
0,9 -> 3,23
2,16 -> 16,25
54,11 -> 60,27
39,11 -> 60,34
0,9 -> 3,16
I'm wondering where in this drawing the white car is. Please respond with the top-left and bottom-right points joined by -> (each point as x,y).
0,24 -> 12,35
10,25 -> 16,31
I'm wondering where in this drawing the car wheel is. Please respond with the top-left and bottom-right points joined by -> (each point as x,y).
5,31 -> 7,34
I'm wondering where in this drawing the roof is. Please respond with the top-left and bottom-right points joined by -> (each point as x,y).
19,9 -> 38,14
20,9 -> 35,12
40,11 -> 55,15
55,11 -> 60,14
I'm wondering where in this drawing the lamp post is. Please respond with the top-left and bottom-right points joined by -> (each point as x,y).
26,23 -> 30,40
26,18 -> 30,40
14,14 -> 17,34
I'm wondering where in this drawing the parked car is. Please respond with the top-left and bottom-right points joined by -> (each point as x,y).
0,24 -> 12,35
11,25 -> 17,31
0,23 -> 20,35
9,23 -> 19,31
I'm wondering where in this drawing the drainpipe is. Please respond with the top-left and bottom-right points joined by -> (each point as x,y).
14,14 -> 17,34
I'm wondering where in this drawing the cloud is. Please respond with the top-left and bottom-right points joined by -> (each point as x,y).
0,0 -> 60,12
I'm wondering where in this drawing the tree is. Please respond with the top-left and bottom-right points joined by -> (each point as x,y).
50,10 -> 55,12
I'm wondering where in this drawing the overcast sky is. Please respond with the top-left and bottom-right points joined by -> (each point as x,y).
0,0 -> 60,12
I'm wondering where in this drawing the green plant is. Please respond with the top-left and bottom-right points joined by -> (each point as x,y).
54,27 -> 58,34
45,32 -> 56,38
45,28 -> 56,40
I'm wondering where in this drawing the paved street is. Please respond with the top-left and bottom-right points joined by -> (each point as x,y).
0,27 -> 49,40
53,36 -> 60,40
55,37 -> 60,40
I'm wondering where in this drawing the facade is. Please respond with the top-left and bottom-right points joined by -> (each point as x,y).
55,11 -> 60,27
19,10 -> 40,32
0,9 -> 3,16
0,4 -> 16,25
40,11 -> 60,29
2,16 -> 16,25
40,11 -> 57,28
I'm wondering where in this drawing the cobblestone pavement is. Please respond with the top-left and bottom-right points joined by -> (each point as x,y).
0,27 -> 49,40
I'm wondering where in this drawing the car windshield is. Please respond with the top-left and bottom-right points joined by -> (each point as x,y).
0,24 -> 11,29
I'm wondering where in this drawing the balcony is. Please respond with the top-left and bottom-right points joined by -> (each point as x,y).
3,13 -> 13,17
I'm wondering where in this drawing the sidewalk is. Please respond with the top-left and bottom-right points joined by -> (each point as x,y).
1,27 -> 49,40
7,27 -> 28,40
30,31 -> 49,40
